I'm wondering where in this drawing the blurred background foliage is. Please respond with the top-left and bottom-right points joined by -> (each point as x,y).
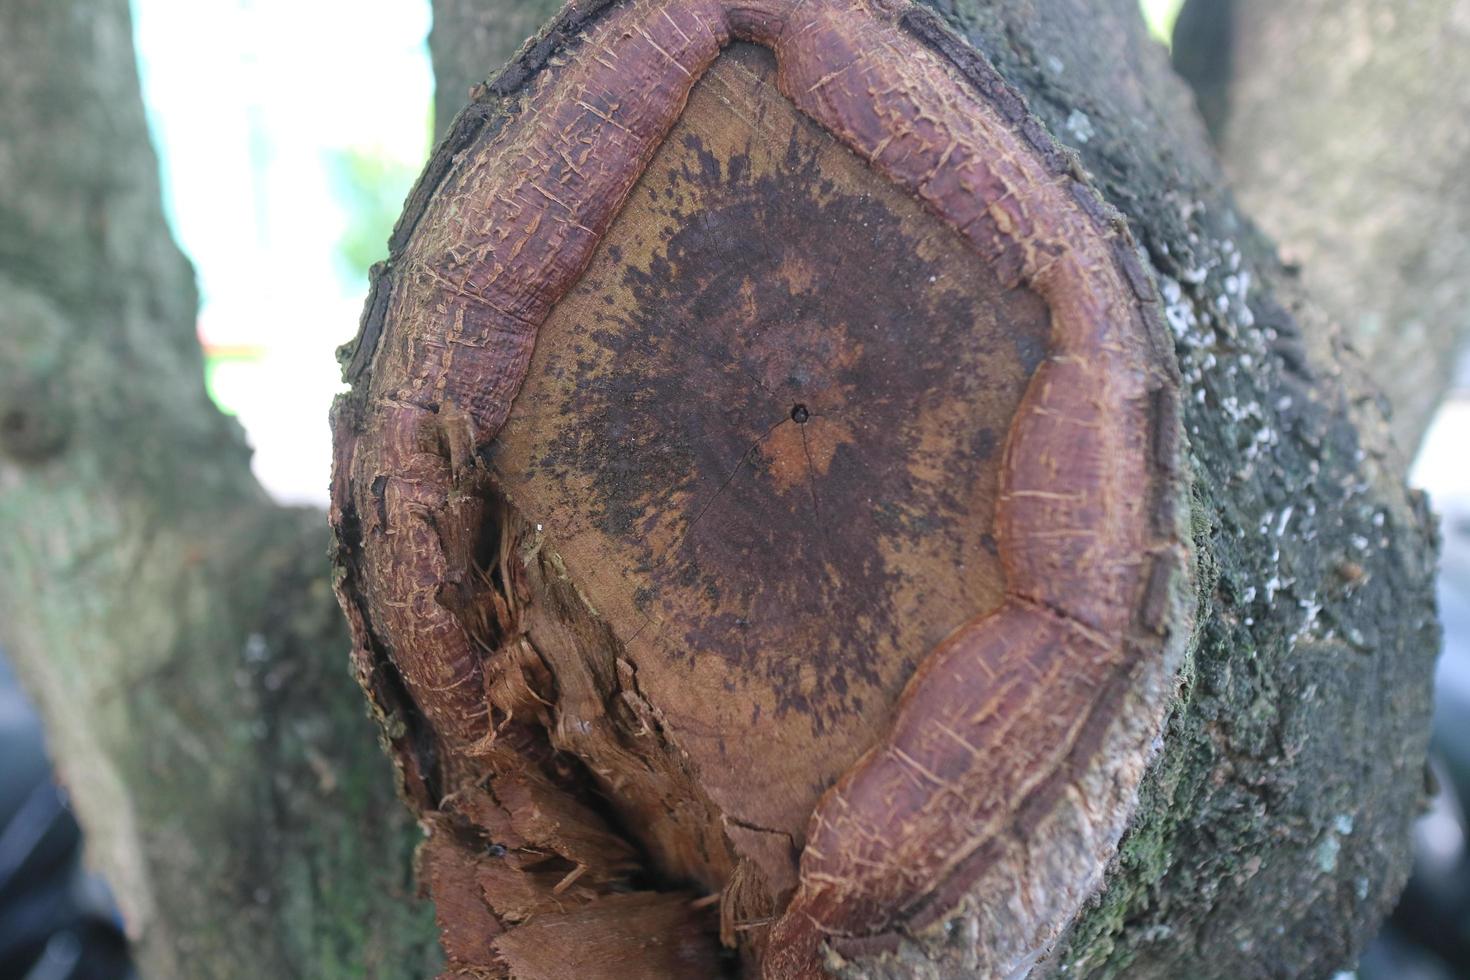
130,0 -> 433,503
328,138 -> 429,282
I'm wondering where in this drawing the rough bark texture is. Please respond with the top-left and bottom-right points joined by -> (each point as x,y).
911,2 -> 1439,975
0,1 -> 439,975
1174,0 -> 1470,454
328,0 -> 1441,976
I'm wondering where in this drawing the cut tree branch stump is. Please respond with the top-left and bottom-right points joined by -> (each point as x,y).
333,1 -> 1188,974
330,0 -> 1436,977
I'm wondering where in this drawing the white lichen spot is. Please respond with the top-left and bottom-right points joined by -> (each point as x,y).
244,633 -> 269,663
1065,109 -> 1094,144
1316,834 -> 1341,873
1298,596 -> 1323,631
1276,506 -> 1294,537
1334,813 -> 1355,835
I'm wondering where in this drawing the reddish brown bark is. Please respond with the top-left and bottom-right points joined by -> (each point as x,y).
332,0 -> 1190,975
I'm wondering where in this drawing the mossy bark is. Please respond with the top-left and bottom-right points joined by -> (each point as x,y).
0,0 -> 439,975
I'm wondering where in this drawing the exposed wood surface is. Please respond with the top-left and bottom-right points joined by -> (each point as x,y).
493,42 -> 1042,868
332,2 -> 1190,975
0,0 -> 1445,976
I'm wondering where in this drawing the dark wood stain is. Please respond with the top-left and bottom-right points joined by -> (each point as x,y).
490,45 -> 1049,846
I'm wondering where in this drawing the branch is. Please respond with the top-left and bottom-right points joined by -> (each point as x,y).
1174,0 -> 1470,454
331,0 -> 1441,975
0,0 -> 438,974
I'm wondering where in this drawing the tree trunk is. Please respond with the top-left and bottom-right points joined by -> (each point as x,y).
329,0 -> 1440,977
0,1 -> 438,976
429,0 -> 566,138
0,0 -> 1445,976
1174,0 -> 1470,454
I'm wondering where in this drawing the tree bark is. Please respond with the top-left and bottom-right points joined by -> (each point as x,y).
0,1 -> 439,976
331,0 -> 1439,976
1174,0 -> 1470,454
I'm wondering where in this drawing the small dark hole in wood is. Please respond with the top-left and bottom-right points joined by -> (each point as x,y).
790,404 -> 810,424
486,842 -> 507,857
